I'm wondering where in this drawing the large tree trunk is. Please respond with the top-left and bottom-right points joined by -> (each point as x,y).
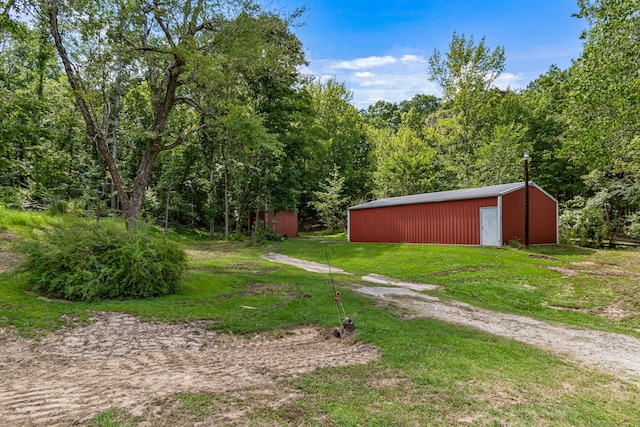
125,144 -> 160,231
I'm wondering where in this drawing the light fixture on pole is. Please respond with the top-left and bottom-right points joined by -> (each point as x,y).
523,152 -> 530,249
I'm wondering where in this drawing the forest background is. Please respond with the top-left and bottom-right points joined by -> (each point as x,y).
1,0 -> 639,246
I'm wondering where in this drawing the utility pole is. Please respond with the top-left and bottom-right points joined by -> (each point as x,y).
524,152 -> 530,249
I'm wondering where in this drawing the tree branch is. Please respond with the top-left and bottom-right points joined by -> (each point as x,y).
152,2 -> 176,48
158,124 -> 212,152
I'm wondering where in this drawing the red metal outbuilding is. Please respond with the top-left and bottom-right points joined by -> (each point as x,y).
249,210 -> 298,237
348,182 -> 557,246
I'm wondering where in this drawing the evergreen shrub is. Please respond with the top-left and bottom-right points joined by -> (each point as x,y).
21,222 -> 186,301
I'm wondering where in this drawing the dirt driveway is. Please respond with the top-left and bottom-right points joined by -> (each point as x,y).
263,254 -> 640,386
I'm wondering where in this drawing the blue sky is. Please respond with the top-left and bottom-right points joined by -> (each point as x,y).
290,1 -> 586,108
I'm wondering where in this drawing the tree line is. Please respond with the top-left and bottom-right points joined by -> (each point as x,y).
1,0 -> 639,245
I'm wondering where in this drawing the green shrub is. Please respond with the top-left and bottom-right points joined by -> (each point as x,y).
0,187 -> 25,209
249,223 -> 280,246
47,199 -> 68,216
20,222 -> 187,301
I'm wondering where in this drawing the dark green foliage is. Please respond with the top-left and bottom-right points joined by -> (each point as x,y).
20,222 -> 186,301
559,174 -> 640,246
249,222 -> 281,246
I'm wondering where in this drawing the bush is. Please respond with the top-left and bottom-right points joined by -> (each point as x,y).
20,222 -> 187,301
249,223 -> 280,246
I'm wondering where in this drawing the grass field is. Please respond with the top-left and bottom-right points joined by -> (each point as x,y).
1,209 -> 640,425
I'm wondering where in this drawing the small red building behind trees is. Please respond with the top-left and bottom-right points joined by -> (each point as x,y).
249,210 -> 299,238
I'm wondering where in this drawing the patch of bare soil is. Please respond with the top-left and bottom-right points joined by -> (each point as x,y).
0,233 -> 22,274
0,250 -> 21,274
267,254 -> 640,386
569,255 -> 640,280
0,312 -> 379,426
241,282 -> 311,300
186,249 -> 230,262
543,299 -> 636,321
543,265 -> 580,277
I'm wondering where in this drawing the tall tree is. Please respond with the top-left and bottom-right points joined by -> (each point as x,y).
524,66 -> 584,201
566,0 -> 640,178
370,109 -> 440,197
308,164 -> 349,231
560,0 -> 640,244
362,100 -> 402,129
1,18 -> 99,205
304,78 -> 370,203
427,32 -> 506,187
34,0 -> 301,230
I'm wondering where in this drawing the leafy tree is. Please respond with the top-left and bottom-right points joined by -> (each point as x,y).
370,109 -> 441,197
474,121 -> 529,185
362,100 -> 402,129
560,171 -> 640,246
428,32 -> 505,101
399,94 -> 440,118
561,0 -> 640,242
362,94 -> 440,132
0,21 -> 100,206
216,105 -> 280,236
237,14 -> 310,215
524,66 -> 584,201
309,165 -> 349,231
33,0 -> 301,231
566,0 -> 640,178
303,78 -> 370,206
427,32 -> 507,187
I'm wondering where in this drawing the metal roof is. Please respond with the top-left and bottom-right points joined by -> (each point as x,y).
349,182 -> 538,210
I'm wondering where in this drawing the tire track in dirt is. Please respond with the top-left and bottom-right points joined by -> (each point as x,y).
0,312 -> 379,426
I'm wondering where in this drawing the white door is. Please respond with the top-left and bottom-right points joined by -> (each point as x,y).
480,207 -> 500,246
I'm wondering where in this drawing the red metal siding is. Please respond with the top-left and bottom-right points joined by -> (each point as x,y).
274,210 -> 298,237
502,187 -> 557,244
530,188 -> 557,244
349,198 -> 497,244
249,210 -> 298,237
501,190 -> 524,244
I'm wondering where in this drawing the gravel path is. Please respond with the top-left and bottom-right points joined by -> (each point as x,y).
265,254 -> 640,385
356,286 -> 640,384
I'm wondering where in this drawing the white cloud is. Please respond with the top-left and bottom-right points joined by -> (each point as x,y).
400,54 -> 427,64
304,53 -> 443,107
360,79 -> 389,87
331,55 -> 397,70
493,72 -> 526,90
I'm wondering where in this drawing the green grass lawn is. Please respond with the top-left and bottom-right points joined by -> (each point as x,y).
1,210 -> 640,426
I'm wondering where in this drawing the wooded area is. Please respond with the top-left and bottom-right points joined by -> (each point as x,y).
1,0 -> 639,246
